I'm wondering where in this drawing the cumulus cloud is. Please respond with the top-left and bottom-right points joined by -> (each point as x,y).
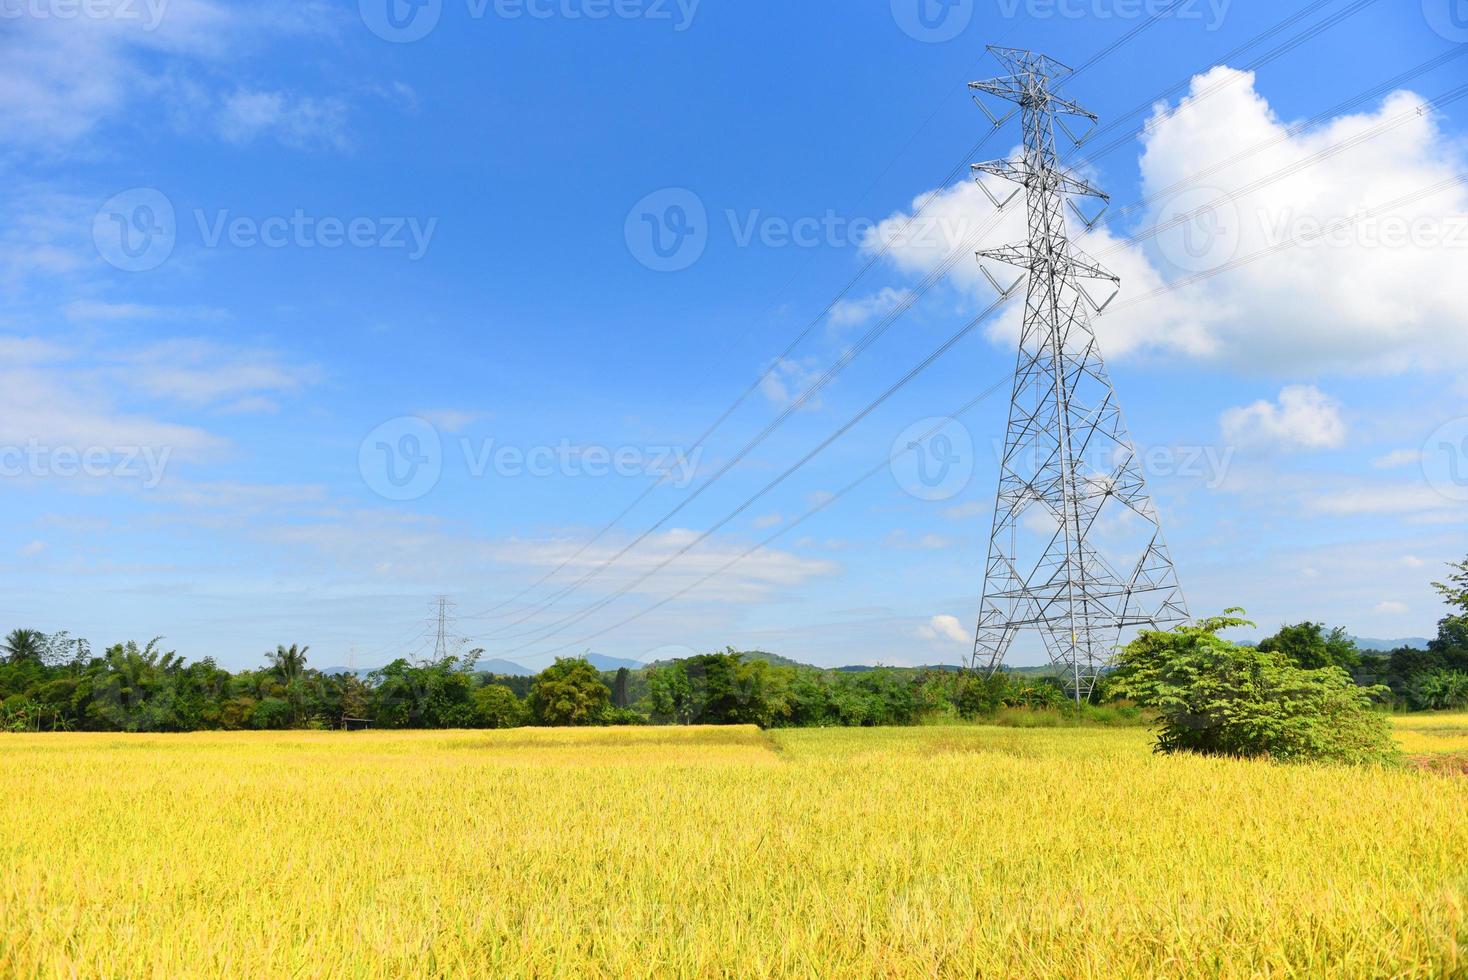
866,67 -> 1468,374
917,614 -> 969,646
1220,385 -> 1347,451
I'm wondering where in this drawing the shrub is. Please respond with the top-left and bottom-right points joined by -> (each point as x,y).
529,658 -> 610,727
1409,669 -> 1468,711
1112,612 -> 1398,765
473,684 -> 528,729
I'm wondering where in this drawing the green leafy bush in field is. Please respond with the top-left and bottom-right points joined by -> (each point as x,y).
473,684 -> 528,729
529,658 -> 610,727
1113,612 -> 1398,765
1410,669 -> 1468,711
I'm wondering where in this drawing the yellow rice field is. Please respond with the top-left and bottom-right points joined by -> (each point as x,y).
2,720 -> 1466,978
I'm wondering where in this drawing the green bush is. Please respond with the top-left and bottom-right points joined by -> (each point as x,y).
1113,612 -> 1398,765
1409,669 -> 1468,711
529,658 -> 610,727
473,684 -> 528,729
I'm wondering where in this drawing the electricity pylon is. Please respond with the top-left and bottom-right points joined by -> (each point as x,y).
431,595 -> 456,660
968,47 -> 1188,703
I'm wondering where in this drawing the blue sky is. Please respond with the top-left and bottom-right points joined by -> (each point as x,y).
2,0 -> 1466,671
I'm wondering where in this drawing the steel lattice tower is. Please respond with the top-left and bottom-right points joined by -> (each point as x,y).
968,47 -> 1188,703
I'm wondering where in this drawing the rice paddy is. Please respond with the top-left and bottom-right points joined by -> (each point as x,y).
2,719 -> 1465,978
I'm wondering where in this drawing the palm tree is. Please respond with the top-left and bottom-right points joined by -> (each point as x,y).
2,628 -> 44,664
267,644 -> 311,726
267,644 -> 310,686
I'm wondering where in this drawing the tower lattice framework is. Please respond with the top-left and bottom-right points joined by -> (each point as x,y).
969,47 -> 1188,702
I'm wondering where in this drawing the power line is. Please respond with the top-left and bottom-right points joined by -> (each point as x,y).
463,2 -> 1399,637
459,12 -> 1201,626
507,170 -> 1468,663
486,89 -> 1444,651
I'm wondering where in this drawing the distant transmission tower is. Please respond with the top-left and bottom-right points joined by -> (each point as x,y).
431,595 -> 457,660
968,47 -> 1188,703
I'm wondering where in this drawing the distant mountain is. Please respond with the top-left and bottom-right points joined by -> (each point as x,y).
585,653 -> 648,671
472,658 -> 535,677
737,650 -> 816,670
1350,636 -> 1431,653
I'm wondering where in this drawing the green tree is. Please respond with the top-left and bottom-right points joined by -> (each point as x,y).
83,639 -> 186,732
474,684 -> 527,728
1430,556 -> 1468,666
1258,622 -> 1360,671
369,657 -> 478,729
3,629 -> 45,665
529,657 -> 610,726
1113,612 -> 1397,765
266,644 -> 311,726
611,667 -> 631,709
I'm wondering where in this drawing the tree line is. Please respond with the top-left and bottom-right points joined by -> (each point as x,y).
3,556 -> 1464,734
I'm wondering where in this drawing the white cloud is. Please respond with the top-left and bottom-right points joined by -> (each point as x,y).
112,339 -> 320,412
64,300 -> 227,322
759,358 -> 824,411
1371,448 -> 1422,469
0,332 -> 318,469
18,541 -> 46,557
273,521 -> 840,606
1374,601 -> 1409,615
0,0 -> 343,151
215,89 -> 350,151
1220,385 -> 1347,451
753,512 -> 782,529
886,530 -> 955,550
868,68 -> 1468,374
828,287 -> 913,330
419,409 -> 487,434
1307,484 -> 1447,516
941,501 -> 989,521
917,614 -> 969,646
